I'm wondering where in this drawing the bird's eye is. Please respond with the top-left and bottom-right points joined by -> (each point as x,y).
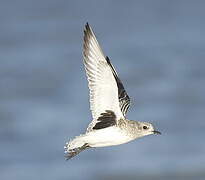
143,126 -> 148,130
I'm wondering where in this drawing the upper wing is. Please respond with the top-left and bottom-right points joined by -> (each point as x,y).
83,23 -> 124,132
106,57 -> 131,117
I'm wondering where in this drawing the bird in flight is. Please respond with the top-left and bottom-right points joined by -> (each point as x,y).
64,23 -> 161,160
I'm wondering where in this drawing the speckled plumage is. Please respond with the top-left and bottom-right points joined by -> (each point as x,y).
64,23 -> 161,160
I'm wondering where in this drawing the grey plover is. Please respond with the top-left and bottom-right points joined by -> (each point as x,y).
64,23 -> 161,160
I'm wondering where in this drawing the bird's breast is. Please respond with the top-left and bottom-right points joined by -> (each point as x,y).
84,126 -> 134,147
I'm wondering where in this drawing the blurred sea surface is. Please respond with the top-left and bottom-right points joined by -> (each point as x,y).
0,0 -> 205,180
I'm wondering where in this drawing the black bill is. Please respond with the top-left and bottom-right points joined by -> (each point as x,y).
153,130 -> 161,135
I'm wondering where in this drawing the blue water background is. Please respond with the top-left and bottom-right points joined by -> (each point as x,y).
1,0 -> 205,179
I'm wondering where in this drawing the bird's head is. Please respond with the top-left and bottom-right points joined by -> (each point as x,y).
136,121 -> 161,137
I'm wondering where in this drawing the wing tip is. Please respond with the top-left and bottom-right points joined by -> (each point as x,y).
84,22 -> 92,35
83,22 -> 100,59
85,22 -> 89,28
85,22 -> 89,32
84,22 -> 92,44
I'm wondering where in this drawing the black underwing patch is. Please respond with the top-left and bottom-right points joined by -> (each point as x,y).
93,110 -> 116,130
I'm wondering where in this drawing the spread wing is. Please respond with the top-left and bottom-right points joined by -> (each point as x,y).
83,23 -> 124,132
106,57 -> 131,117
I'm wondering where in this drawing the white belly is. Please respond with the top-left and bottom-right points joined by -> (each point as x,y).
84,127 -> 133,147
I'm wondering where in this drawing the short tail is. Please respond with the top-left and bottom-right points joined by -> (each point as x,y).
64,135 -> 90,160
